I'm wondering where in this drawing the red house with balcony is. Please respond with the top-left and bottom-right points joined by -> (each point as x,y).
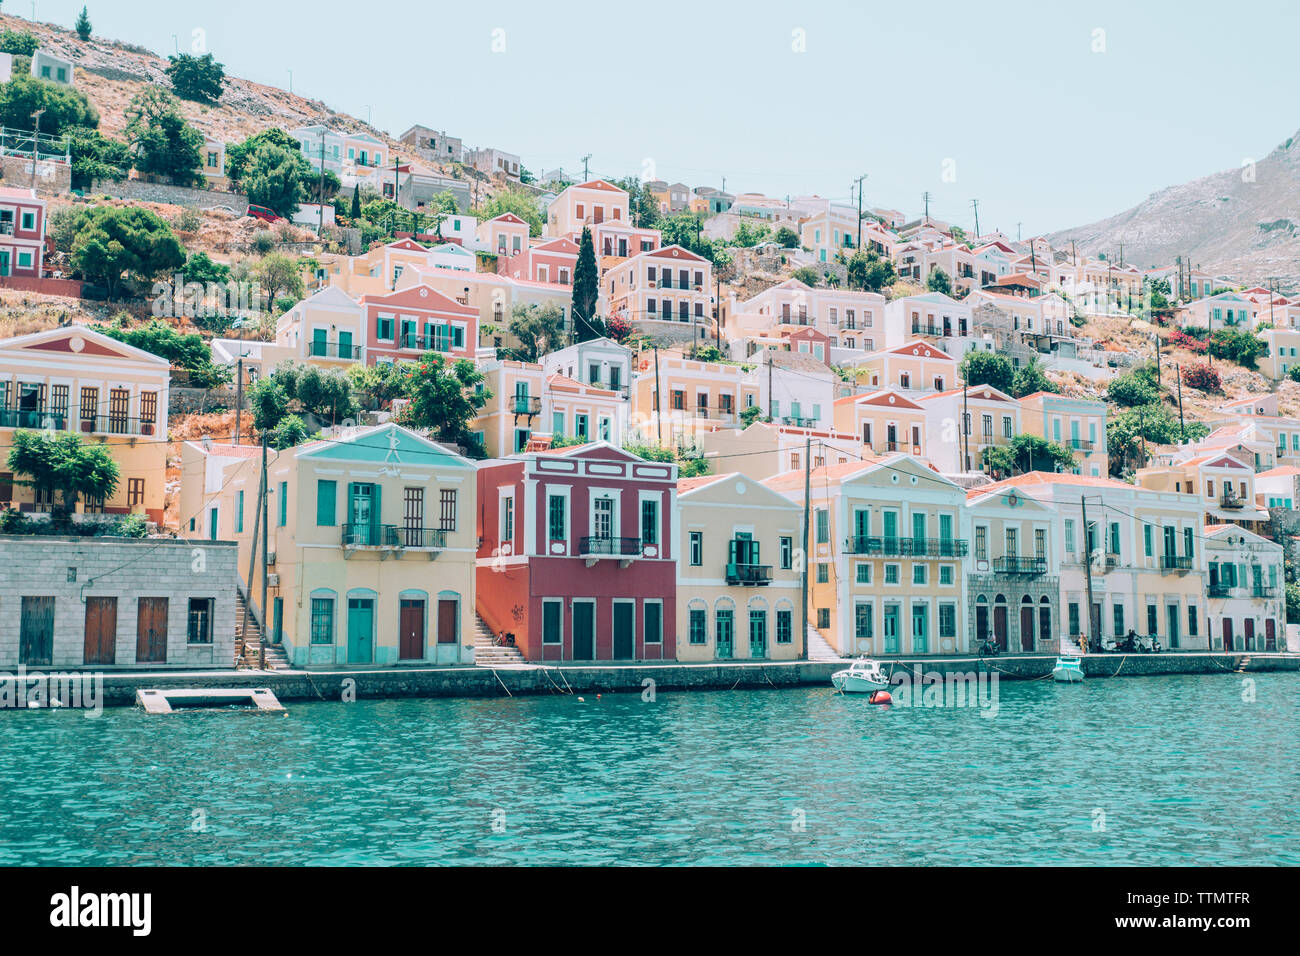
497,236 -> 578,286
475,442 -> 678,661
362,283 -> 479,365
0,186 -> 46,279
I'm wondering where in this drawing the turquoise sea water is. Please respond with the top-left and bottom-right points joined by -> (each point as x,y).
0,673 -> 1295,865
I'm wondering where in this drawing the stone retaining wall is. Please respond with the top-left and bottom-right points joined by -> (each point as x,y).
91,179 -> 249,213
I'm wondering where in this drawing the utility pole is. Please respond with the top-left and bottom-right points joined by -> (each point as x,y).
962,382 -> 970,472
767,350 -> 774,421
922,191 -> 932,224
800,435 -> 812,661
1153,331 -> 1162,388
29,108 -> 44,188
318,129 -> 327,234
970,198 -> 980,239
854,173 -> 868,251
242,439 -> 265,663
1081,496 -> 1096,652
581,153 -> 591,181
653,345 -> 663,446
1176,363 -> 1186,441
1016,222 -> 1022,242
1118,243 -> 1124,268
234,355 -> 243,445
259,435 -> 269,670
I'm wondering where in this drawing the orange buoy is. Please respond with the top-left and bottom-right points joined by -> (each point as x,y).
869,691 -> 892,705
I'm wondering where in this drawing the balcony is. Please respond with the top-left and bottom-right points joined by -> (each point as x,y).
308,339 -> 361,360
78,415 -> 157,437
342,523 -> 400,555
993,555 -> 1047,575
1159,554 -> 1193,573
0,408 -> 66,430
511,395 -> 541,416
843,536 -> 968,558
1208,583 -> 1232,598
579,535 -> 643,565
397,526 -> 448,556
782,416 -> 816,428
725,562 -> 772,586
1251,585 -> 1275,598
1068,438 -> 1094,450
1219,492 -> 1245,510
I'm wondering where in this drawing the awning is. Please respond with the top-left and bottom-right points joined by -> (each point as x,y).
1207,507 -> 1269,523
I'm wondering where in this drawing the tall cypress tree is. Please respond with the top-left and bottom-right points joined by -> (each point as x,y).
350,183 -> 361,220
75,7 -> 92,41
572,226 -> 599,342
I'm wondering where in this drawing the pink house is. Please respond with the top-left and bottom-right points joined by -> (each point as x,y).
0,187 -> 46,278
477,212 -> 531,259
497,236 -> 578,286
362,284 -> 479,364
475,443 -> 678,662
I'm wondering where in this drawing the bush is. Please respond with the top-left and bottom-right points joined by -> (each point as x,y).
1106,371 -> 1159,407
1209,327 -> 1266,368
1167,329 -> 1208,353
1288,365 -> 1300,384
0,30 -> 39,56
1181,363 -> 1222,393
165,52 -> 226,104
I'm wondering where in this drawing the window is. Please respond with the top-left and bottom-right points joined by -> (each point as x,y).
277,481 -> 288,527
187,598 -> 214,644
548,494 -> 566,541
1143,524 -> 1153,557
780,536 -> 792,569
543,601 -> 562,644
377,314 -> 394,340
817,563 -> 829,584
501,496 -> 513,543
641,498 -> 658,545
140,391 -> 157,426
20,211 -> 35,231
777,609 -> 792,644
1113,604 -> 1125,637
939,565 -> 954,586
1005,528 -> 1018,558
884,564 -> 900,584
1068,602 -> 1080,635
1184,526 -> 1194,559
689,608 -> 707,644
1064,519 -> 1074,554
310,598 -> 334,644
815,509 -> 829,544
975,526 -> 987,560
912,564 -> 927,585
317,480 -> 336,526
939,604 -> 956,639
1147,604 -> 1158,635
439,489 -> 457,531
855,603 -> 873,639
817,608 -> 830,629
1188,605 -> 1198,636
856,563 -> 871,584
689,531 -> 703,566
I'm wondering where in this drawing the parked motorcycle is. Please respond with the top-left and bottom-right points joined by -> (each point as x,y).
976,637 -> 1000,657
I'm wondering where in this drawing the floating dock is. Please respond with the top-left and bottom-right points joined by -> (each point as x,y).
136,687 -> 285,713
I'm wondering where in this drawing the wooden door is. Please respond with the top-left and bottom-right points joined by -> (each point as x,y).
1020,606 -> 1035,652
135,597 -> 168,663
19,595 -> 54,666
613,602 -> 635,660
1244,618 -> 1255,651
83,596 -> 118,665
572,602 -> 594,660
1223,618 -> 1234,652
436,599 -> 457,644
347,598 -> 374,664
993,605 -> 1008,651
1266,619 -> 1277,652
399,599 -> 424,660
975,605 -> 989,647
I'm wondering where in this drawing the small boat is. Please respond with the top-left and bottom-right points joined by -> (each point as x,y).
1051,656 -> 1085,683
832,658 -> 891,694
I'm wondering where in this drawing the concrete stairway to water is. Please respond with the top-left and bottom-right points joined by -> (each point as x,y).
235,591 -> 289,670
805,627 -> 843,662
471,614 -> 528,667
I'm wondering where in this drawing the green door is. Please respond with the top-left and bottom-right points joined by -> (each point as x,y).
338,330 -> 353,359
347,598 -> 374,663
613,602 -> 635,660
716,609 -> 733,660
749,610 -> 767,659
572,601 -> 594,660
0,251 -> 10,277
312,327 -> 328,357
884,605 -> 900,654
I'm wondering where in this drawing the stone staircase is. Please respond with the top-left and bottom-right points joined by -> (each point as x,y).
471,614 -> 528,667
235,591 -> 289,670
1060,636 -> 1085,655
806,627 -> 843,662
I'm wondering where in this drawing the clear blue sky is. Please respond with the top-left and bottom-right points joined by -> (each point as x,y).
28,0 -> 1300,235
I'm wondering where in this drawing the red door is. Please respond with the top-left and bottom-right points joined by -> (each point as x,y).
1244,618 -> 1255,651
1019,606 -> 1035,652
1223,619 -> 1234,652
993,606 -> 1008,651
1265,619 -> 1277,652
136,597 -> 168,663
437,599 -> 457,644
399,599 -> 424,660
84,596 -> 117,665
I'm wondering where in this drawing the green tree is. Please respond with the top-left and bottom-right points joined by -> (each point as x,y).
847,250 -> 895,292
1106,370 -> 1159,407
475,188 -> 543,236
225,128 -> 299,182
507,301 -> 566,361
926,267 -> 952,295
774,226 -> 800,248
75,6 -> 92,40
1011,356 -> 1057,398
179,250 -> 230,286
612,176 -> 661,230
347,360 -> 409,406
124,87 -> 204,185
242,142 -> 307,218
0,29 -> 39,56
350,183 -> 361,220
572,226 -> 600,340
101,318 -> 229,387
65,125 -> 129,190
286,364 -> 357,424
959,350 -> 1015,393
1208,327 -> 1266,368
0,73 -> 99,135
7,430 -> 120,512
1106,405 -> 1210,477
254,252 -> 304,306
71,205 -> 186,299
791,265 -> 821,287
731,221 -> 771,248
164,52 -> 226,104
250,376 -> 289,434
270,413 -> 310,450
398,354 -> 491,456
1287,582 -> 1300,624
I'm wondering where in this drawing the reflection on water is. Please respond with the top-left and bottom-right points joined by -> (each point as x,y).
0,674 -> 1295,865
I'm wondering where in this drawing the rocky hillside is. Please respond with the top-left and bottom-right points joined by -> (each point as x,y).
1047,129 -> 1300,288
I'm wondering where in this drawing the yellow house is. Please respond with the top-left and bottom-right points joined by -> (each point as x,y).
1018,391 -> 1109,477
0,325 -> 169,524
676,472 -> 804,661
700,421 -> 861,481
1135,449 -> 1269,532
765,456 -> 970,657
179,423 -> 479,667
628,349 -> 758,454
845,340 -> 957,393
832,387 -> 928,457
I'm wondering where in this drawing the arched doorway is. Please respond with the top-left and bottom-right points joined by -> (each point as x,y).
993,595 -> 1008,651
1019,596 -> 1035,652
975,595 -> 989,649
1039,597 -> 1052,652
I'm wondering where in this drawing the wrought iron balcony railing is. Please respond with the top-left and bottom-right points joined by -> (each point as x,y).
1160,554 -> 1193,573
725,563 -> 772,586
579,535 -> 643,557
993,555 -> 1047,575
843,535 -> 968,557
343,523 -> 399,548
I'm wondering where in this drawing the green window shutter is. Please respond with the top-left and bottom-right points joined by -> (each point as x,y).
370,484 -> 382,541
278,481 -> 288,526
236,490 -> 244,533
317,480 -> 337,526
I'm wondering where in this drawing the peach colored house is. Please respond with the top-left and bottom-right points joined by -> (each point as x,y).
497,236 -> 578,286
844,340 -> 958,393
604,245 -> 713,345
547,179 -> 661,270
916,384 -> 1022,474
477,212 -> 532,259
832,388 -> 928,457
627,350 -> 757,453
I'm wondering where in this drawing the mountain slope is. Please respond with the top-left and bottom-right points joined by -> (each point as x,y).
1047,129 -> 1300,287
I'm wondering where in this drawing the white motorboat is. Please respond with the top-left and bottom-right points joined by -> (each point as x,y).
831,658 -> 891,694
1052,656 -> 1085,683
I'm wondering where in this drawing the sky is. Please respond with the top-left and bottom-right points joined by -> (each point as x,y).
26,0 -> 1300,236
